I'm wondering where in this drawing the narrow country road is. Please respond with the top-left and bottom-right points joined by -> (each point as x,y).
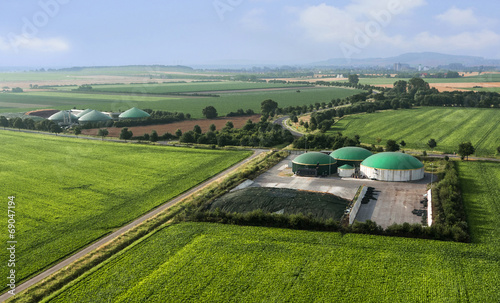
0,145 -> 266,302
273,116 -> 304,137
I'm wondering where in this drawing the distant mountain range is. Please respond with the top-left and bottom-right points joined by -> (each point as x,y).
311,52 -> 500,68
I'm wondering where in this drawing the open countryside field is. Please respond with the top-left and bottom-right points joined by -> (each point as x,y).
0,66 -> 227,88
0,131 -> 251,288
77,81 -> 311,94
354,73 -> 500,86
330,107 -> 500,156
46,161 -> 500,302
0,86 -> 363,118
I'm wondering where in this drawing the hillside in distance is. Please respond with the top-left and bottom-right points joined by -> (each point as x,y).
313,52 -> 500,68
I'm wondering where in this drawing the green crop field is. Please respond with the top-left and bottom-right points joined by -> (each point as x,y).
0,131 -> 251,287
0,86 -> 363,118
330,107 -> 500,156
356,74 -> 500,86
209,187 -> 350,220
88,81 -> 310,94
45,161 -> 500,302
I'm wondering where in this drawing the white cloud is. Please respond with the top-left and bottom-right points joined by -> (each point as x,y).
298,4 -> 361,42
0,36 -> 69,52
296,1 -> 426,44
240,9 -> 267,31
436,7 -> 479,27
414,30 -> 500,52
346,0 -> 427,17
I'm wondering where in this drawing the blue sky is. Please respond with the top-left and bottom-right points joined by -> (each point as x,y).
1,0 -> 499,67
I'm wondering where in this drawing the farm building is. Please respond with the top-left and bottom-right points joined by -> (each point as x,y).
48,110 -> 79,125
338,164 -> 355,178
292,152 -> 337,176
360,152 -> 424,182
119,107 -> 151,119
78,110 -> 113,124
330,146 -> 373,167
75,109 -> 93,118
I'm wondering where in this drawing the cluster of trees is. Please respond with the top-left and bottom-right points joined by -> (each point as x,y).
431,161 -> 469,242
179,119 -> 294,148
382,77 -> 500,108
73,84 -> 93,91
0,116 -> 63,133
226,108 -> 256,117
292,110 -> 335,133
113,110 -> 189,128
292,133 -> 360,150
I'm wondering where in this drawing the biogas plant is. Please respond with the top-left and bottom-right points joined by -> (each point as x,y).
254,147 -> 430,228
292,147 -> 425,182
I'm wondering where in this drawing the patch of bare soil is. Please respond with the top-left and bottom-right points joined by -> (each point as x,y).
25,109 -> 59,118
81,115 -> 261,137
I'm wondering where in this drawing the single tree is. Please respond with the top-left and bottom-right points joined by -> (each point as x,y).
180,131 -> 196,143
150,130 -> 159,142
224,121 -> 234,130
13,118 -> 24,130
175,128 -> 183,138
427,138 -> 437,150
376,137 -> 382,144
50,124 -> 62,135
458,142 -> 475,161
119,127 -> 133,140
97,129 -> 109,140
497,146 -> 500,154
0,116 -> 9,129
193,125 -> 202,134
348,74 -> 359,85
209,124 -> 216,132
202,106 -> 218,119
385,140 -> 400,152
74,126 -> 82,136
261,99 -> 278,115
399,140 -> 406,148
243,119 -> 254,131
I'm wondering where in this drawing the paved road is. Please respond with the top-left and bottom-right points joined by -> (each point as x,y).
0,147 -> 266,302
273,116 -> 304,137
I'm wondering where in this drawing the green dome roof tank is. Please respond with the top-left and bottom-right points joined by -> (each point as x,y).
78,110 -> 112,122
48,111 -> 79,122
361,152 -> 424,170
331,147 -> 373,161
119,107 -> 151,119
292,152 -> 337,166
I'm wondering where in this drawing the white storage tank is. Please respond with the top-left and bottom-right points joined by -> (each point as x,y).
360,152 -> 424,182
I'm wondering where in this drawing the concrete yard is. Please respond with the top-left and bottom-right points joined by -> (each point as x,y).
250,153 -> 430,228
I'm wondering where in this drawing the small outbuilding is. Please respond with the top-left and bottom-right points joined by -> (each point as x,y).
360,152 -> 424,182
292,152 -> 337,176
330,146 -> 373,167
338,164 -> 355,178
78,110 -> 113,124
119,107 -> 151,120
48,111 -> 79,125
